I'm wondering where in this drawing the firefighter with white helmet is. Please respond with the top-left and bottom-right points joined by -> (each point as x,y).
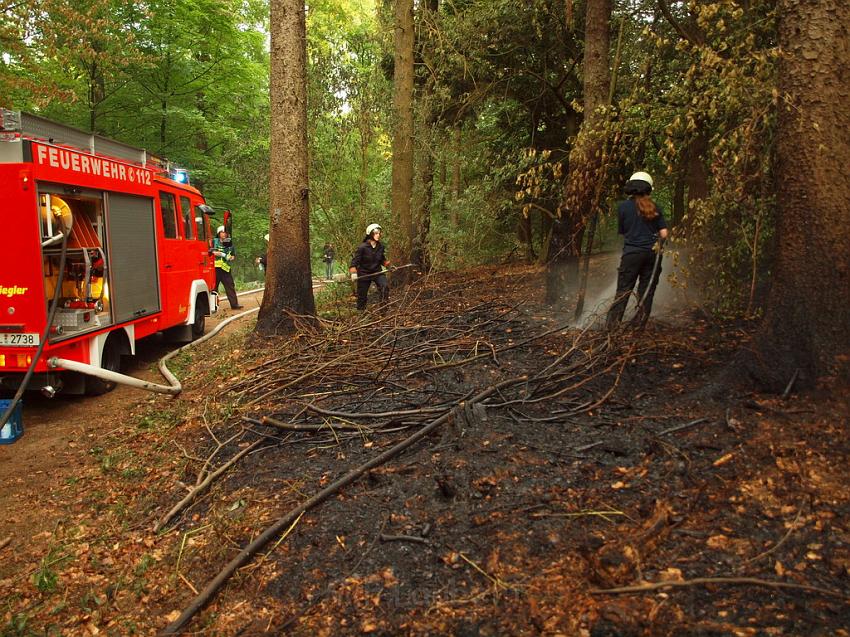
212,225 -> 242,309
606,171 -> 669,329
349,223 -> 390,311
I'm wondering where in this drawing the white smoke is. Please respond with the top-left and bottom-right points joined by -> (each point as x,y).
570,247 -> 701,328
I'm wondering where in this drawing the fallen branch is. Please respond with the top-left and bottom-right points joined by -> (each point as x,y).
304,403 -> 450,420
658,417 -> 711,436
0,535 -> 11,551
740,502 -> 805,567
159,375 -> 526,635
782,368 -> 800,400
407,321 -> 572,377
379,533 -> 430,545
590,576 -> 846,598
154,437 -> 266,533
260,415 -> 371,432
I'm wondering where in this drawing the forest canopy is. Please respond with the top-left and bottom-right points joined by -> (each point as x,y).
0,0 -> 821,321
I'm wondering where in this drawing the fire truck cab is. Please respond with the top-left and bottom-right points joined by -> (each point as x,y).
0,109 -> 218,395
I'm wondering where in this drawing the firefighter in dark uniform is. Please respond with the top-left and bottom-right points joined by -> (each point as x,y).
212,226 -> 243,309
349,223 -> 389,311
605,172 -> 669,329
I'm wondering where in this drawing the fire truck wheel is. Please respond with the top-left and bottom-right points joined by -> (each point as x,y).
191,302 -> 206,340
85,339 -> 122,396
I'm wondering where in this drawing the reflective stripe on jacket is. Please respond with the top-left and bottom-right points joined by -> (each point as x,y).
213,238 -> 233,272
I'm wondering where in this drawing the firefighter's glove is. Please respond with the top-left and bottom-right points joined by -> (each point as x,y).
350,272 -> 358,282
228,255 -> 235,261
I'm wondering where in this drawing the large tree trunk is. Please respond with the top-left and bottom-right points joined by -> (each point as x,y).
746,0 -> 850,390
518,212 -> 534,262
357,98 -> 372,224
411,0 -> 439,273
546,0 -> 611,305
413,128 -> 433,272
391,0 -> 415,274
450,124 -> 461,227
256,0 -> 316,335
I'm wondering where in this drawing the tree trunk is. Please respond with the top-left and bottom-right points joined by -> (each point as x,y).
358,101 -> 371,224
684,132 -> 709,233
411,0 -> 439,273
391,0 -> 415,274
413,128 -> 433,272
256,0 -> 316,335
450,124 -> 461,227
746,0 -> 850,390
546,0 -> 611,305
518,212 -> 534,262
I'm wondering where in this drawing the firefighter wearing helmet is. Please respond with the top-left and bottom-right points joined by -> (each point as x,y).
605,171 -> 669,330
349,223 -> 390,311
212,225 -> 243,309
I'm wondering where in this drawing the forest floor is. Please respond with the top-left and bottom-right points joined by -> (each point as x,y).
1,264 -> 849,637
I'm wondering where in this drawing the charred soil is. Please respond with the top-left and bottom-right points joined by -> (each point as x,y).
1,268 -> 848,636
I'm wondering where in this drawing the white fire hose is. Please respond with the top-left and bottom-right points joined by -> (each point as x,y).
43,278 -> 355,396
47,305 -> 260,396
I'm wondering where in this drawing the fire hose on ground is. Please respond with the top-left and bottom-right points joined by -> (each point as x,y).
12,266 -> 400,409
47,305 -> 261,396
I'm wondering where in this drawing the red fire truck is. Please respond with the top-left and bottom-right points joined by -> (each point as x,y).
0,109 -> 218,396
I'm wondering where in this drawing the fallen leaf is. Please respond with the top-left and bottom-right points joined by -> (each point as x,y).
658,567 -> 684,582
713,453 -> 734,467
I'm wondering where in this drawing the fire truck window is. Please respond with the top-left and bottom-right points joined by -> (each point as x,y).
180,196 -> 194,240
159,191 -> 178,239
194,206 -> 208,242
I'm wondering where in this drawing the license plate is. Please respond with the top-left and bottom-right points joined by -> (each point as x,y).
0,332 -> 40,347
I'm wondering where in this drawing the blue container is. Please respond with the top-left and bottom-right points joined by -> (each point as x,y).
0,399 -> 24,444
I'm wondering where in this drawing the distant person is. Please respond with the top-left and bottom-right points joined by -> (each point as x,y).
349,223 -> 389,311
322,243 -> 335,280
605,172 -> 669,329
255,234 -> 269,271
212,226 -> 243,309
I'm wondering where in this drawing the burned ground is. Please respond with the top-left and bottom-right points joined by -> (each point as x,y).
1,265 -> 848,636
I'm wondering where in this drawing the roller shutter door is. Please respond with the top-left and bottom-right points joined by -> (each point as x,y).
107,193 -> 161,323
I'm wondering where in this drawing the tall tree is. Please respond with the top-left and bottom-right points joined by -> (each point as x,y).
412,0 -> 440,272
545,0 -> 612,304
746,0 -> 850,390
257,0 -> 316,335
391,0 -> 415,272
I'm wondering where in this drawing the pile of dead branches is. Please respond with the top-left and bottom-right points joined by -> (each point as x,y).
158,270 -> 662,634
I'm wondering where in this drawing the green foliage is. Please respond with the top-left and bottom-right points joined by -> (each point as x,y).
653,0 -> 779,314
2,0 -> 786,316
32,545 -> 70,594
2,612 -> 34,637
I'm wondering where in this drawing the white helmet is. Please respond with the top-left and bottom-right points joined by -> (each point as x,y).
628,171 -> 653,188
365,223 -> 382,236
264,234 -> 269,242
216,225 -> 226,234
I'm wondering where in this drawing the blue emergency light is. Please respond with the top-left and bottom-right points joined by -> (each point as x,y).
172,168 -> 189,184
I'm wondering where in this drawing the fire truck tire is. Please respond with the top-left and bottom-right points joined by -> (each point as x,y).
191,299 -> 207,340
85,338 -> 122,396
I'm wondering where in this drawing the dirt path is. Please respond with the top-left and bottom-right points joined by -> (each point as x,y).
0,287 -> 267,561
